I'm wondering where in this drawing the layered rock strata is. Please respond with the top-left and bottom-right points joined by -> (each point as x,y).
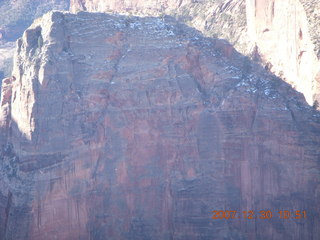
70,0 -> 320,106
0,11 -> 319,240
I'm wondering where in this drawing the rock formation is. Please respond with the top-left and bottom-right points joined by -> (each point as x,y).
1,0 -> 320,104
70,0 -> 320,107
0,0 -> 69,79
70,0 -> 249,55
1,0 -> 319,104
246,0 -> 320,106
0,11 -> 319,239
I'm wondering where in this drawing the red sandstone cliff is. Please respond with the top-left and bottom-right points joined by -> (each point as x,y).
1,1 -> 320,105
70,0 -> 320,107
0,11 -> 319,240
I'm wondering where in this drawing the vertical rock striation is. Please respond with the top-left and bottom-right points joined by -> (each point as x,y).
0,11 -> 319,240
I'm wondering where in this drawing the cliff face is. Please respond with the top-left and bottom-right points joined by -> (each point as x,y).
246,0 -> 320,106
70,0 -> 320,106
70,0 -> 249,54
0,11 -> 320,240
1,0 -> 319,106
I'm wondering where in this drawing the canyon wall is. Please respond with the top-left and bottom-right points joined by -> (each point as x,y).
70,0 -> 249,54
0,11 -> 319,240
246,0 -> 320,106
70,0 -> 320,106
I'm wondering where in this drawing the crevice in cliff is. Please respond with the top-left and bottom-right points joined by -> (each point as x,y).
3,191 -> 12,238
24,26 -> 43,56
108,35 -> 130,85
271,1 -> 275,19
184,45 -> 211,106
219,0 -> 232,12
250,96 -> 259,131
91,154 -> 102,179
288,106 -> 297,125
78,0 -> 87,11
36,196 -> 41,229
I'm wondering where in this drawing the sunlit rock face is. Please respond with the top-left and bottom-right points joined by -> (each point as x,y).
70,0 -> 320,106
0,11 -> 319,240
246,0 -> 320,106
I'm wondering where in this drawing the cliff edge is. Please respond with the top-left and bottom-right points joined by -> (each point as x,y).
70,0 -> 320,107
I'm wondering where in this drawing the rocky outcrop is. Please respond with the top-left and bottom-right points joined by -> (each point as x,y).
2,0 -> 320,106
70,0 -> 320,107
2,0 -> 320,105
0,0 -> 69,78
0,11 -> 319,239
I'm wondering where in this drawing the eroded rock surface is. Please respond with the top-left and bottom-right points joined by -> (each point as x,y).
70,0 -> 249,54
70,0 -> 320,107
0,11 -> 319,240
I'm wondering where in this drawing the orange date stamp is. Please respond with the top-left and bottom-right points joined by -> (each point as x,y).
211,210 -> 307,220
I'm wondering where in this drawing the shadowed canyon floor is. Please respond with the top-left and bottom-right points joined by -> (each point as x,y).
0,11 -> 319,240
